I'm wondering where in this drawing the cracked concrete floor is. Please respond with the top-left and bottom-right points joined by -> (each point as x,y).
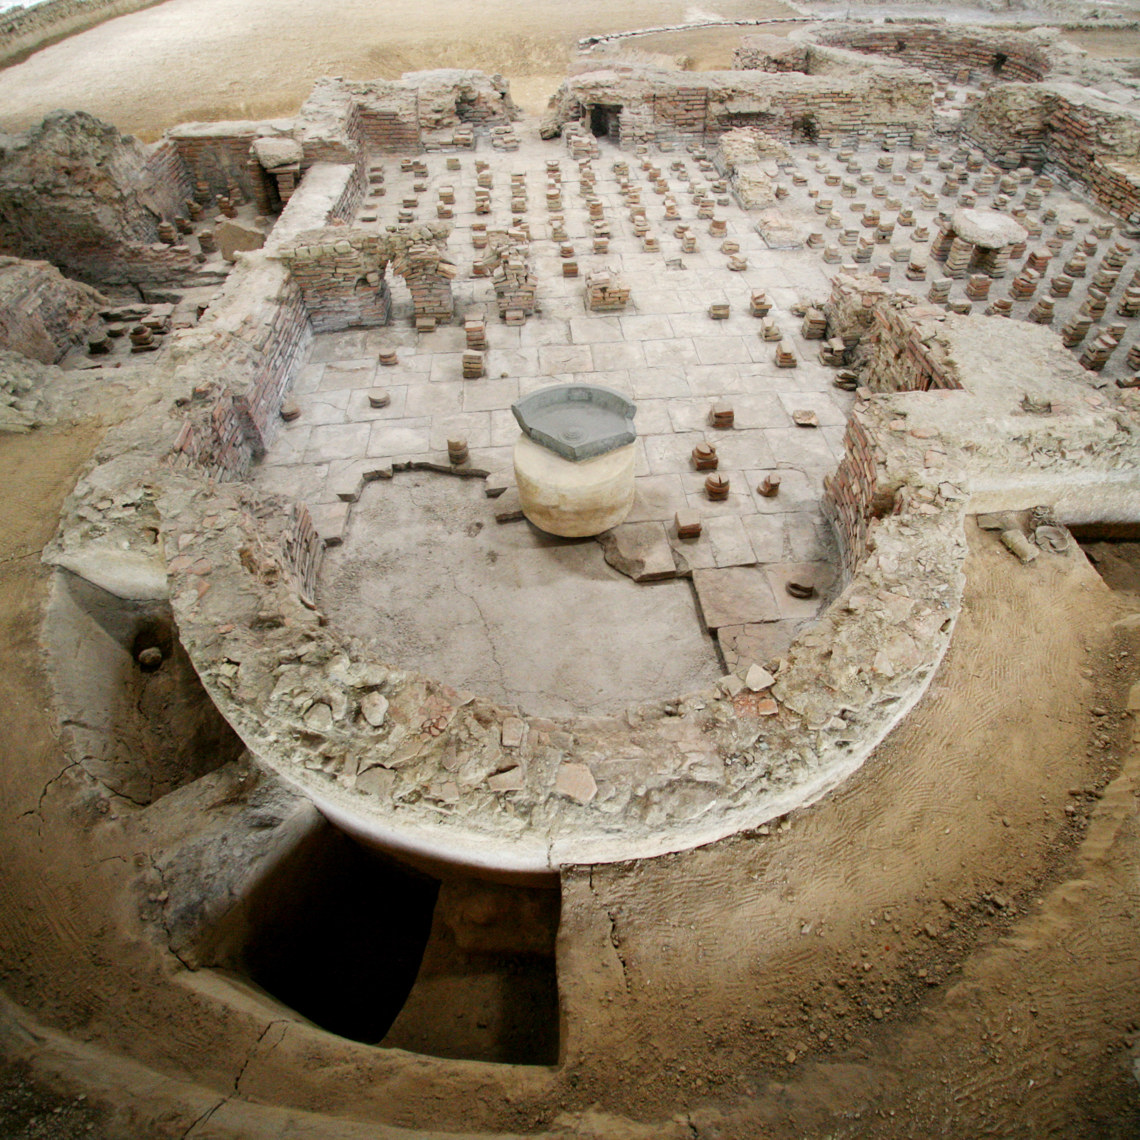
319,471 -> 724,717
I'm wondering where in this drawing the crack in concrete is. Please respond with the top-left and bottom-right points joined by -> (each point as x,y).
146,854 -> 196,972
179,1097 -> 227,1139
233,1019 -> 289,1096
453,579 -> 509,693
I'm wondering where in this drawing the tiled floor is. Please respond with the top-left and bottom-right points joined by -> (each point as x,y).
250,113 -> 1140,706
256,130 -> 852,596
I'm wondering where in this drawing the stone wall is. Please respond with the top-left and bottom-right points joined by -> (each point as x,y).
0,255 -> 106,363
963,84 -> 1140,221
542,66 -> 933,149
805,23 -> 1051,84
0,110 -> 200,286
0,0 -> 166,66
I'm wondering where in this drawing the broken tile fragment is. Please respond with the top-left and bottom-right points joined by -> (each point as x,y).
501,717 -> 526,748
555,763 -> 597,804
488,766 -> 525,792
597,521 -> 677,582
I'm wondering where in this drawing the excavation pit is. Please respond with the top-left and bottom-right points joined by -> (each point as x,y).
226,820 -> 559,1062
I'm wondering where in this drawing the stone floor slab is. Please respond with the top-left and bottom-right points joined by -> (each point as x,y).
691,566 -> 780,631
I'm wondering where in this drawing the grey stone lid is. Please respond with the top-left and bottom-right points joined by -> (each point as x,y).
512,383 -> 637,461
950,207 -> 1027,249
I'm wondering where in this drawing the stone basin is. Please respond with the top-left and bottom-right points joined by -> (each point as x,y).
511,384 -> 638,537
511,383 -> 636,462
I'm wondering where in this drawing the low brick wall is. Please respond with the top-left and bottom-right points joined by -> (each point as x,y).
279,233 -> 393,333
278,223 -> 455,333
964,84 -> 1140,221
808,24 -> 1049,85
865,307 -> 964,393
823,416 -> 880,579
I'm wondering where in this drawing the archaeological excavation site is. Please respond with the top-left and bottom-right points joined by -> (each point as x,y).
3,0 -> 1140,1135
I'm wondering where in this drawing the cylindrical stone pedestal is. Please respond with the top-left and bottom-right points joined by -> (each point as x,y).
513,434 -> 636,538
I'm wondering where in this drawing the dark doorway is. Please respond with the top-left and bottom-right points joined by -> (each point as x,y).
992,52 -> 1008,75
791,114 -> 819,142
589,103 -> 622,138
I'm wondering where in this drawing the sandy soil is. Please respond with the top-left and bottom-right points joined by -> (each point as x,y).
2,396 -> 1139,1136
0,0 -> 796,139
1063,28 -> 1140,61
556,527 -> 1140,1136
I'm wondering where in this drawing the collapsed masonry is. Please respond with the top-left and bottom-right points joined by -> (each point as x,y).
0,110 -> 204,286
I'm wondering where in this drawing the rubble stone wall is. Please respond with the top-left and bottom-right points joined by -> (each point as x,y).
806,24 -> 1050,84
964,84 -> 1140,220
0,255 -> 106,364
0,110 -> 199,286
542,67 -> 933,148
0,0 -> 166,66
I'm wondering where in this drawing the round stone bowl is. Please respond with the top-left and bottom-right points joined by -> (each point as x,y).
511,384 -> 637,537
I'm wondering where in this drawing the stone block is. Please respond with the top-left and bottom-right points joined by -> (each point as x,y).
692,567 -> 779,630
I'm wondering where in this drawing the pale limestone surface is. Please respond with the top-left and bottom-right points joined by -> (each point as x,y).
513,434 -> 636,537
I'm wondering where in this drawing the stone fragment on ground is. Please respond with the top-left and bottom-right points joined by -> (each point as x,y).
360,691 -> 389,726
597,521 -> 677,582
1000,528 -> 1038,563
745,664 -> 776,691
501,717 -> 525,748
217,219 -> 267,261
